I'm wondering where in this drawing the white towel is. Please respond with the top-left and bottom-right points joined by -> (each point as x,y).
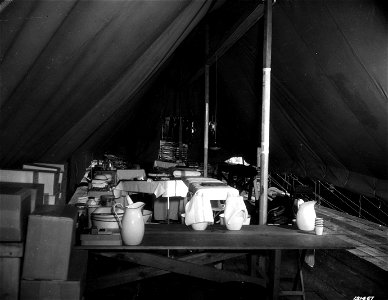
173,170 -> 201,178
184,194 -> 214,225
224,196 -> 248,224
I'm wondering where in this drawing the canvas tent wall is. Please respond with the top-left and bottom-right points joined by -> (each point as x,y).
0,0 -> 387,203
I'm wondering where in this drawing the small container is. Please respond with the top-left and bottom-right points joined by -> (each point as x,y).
100,194 -> 115,206
142,209 -> 153,223
219,213 -> 225,225
75,203 -> 87,230
315,217 -> 324,235
315,225 -> 324,235
181,213 -> 185,224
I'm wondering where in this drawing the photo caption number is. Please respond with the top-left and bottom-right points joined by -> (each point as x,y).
353,297 -> 374,300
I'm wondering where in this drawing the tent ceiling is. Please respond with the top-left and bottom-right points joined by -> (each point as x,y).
0,0 -> 387,201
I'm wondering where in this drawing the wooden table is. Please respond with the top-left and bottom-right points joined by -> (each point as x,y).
116,180 -> 189,221
75,224 -> 353,300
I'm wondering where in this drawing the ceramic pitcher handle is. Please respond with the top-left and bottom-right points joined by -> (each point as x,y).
112,202 -> 123,229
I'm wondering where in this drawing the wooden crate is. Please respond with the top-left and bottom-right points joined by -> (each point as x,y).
0,187 -> 31,241
0,182 -> 44,213
0,169 -> 59,196
22,205 -> 78,280
0,243 -> 24,300
20,249 -> 88,300
24,163 -> 68,204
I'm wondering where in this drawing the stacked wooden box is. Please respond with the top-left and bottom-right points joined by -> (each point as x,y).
0,162 -> 67,205
20,205 -> 88,300
0,185 -> 37,300
22,163 -> 68,204
0,243 -> 25,300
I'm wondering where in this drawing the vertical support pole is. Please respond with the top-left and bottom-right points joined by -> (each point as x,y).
167,196 -> 170,224
204,25 -> 210,178
258,0 -> 272,225
179,116 -> 183,162
268,249 -> 281,300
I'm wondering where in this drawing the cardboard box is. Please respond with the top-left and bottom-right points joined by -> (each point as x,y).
23,163 -> 61,175
22,205 -> 78,280
0,242 -> 24,257
0,257 -> 21,300
20,249 -> 88,300
0,186 -> 31,241
0,169 -> 59,195
0,182 -> 44,213
33,162 -> 68,204
44,193 -> 60,205
0,242 -> 24,300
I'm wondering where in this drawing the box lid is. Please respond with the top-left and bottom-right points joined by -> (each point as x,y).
31,205 -> 78,221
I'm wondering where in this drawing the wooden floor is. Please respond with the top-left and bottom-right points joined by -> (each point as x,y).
316,206 -> 388,271
84,207 -> 388,300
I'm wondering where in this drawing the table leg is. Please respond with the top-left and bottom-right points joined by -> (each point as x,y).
268,249 -> 281,300
167,196 -> 170,224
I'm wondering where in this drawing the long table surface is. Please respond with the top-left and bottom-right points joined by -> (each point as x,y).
75,224 -> 354,251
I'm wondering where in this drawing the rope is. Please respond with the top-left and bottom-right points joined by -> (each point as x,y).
361,195 -> 388,219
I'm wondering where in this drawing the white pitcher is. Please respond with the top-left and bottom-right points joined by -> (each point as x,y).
296,200 -> 316,231
224,196 -> 247,231
225,210 -> 246,230
113,202 -> 145,245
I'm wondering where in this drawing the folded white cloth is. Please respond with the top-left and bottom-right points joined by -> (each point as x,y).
91,179 -> 108,188
224,196 -> 248,225
184,194 -> 214,226
173,170 -> 201,178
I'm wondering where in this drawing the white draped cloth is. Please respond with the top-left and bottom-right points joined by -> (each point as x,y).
183,177 -> 239,226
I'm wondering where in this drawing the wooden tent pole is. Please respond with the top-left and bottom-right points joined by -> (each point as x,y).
258,0 -> 272,224
204,24 -> 210,177
204,65 -> 209,178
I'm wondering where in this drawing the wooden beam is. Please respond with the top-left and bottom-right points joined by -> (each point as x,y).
189,3 -> 265,84
112,252 -> 266,286
87,252 -> 253,291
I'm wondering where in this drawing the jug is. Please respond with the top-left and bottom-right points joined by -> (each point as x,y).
113,201 -> 145,245
296,200 -> 316,231
224,196 -> 247,231
225,210 -> 246,230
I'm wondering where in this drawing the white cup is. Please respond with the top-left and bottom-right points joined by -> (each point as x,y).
315,225 -> 324,235
181,213 -> 185,224
219,213 -> 225,225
